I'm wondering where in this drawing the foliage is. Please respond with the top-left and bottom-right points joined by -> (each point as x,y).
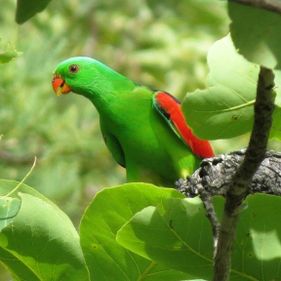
182,35 -> 281,140
1,1 -> 281,281
228,2 -> 281,69
0,180 -> 281,281
117,194 -> 281,281
0,40 -> 21,64
183,35 -> 257,139
0,180 -> 89,281
117,196 -> 214,280
79,183 -> 190,281
16,0 -> 52,24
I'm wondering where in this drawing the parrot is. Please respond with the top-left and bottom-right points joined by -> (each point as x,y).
52,56 -> 214,186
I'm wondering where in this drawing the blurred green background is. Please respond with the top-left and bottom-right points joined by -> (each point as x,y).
0,1 -> 246,279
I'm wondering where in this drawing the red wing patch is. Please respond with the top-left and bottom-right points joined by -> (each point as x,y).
153,91 -> 214,158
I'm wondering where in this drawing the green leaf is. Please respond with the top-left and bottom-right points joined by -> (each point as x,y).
230,194 -> 281,281
0,40 -> 21,63
116,197 -> 214,280
117,194 -> 281,281
16,0 -> 52,24
0,179 -> 89,281
0,197 -> 21,231
228,2 -> 281,69
80,183 -> 192,281
182,35 -> 257,139
182,35 -> 281,140
0,247 -> 39,281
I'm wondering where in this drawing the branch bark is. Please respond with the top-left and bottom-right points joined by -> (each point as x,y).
176,150 -> 281,198
231,0 -> 281,15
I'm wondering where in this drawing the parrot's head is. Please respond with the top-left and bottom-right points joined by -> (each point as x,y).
52,56 -> 101,97
52,56 -> 135,100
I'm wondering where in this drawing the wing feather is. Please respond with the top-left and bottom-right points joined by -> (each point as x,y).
153,91 -> 214,158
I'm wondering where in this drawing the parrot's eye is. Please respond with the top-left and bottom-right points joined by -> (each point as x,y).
69,64 -> 79,74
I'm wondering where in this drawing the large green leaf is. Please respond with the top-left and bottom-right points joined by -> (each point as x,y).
79,183 -> 193,281
182,35 -> 281,140
16,0 -> 52,24
182,35 -> 257,139
117,194 -> 281,281
116,197 -> 214,280
228,1 -> 281,69
0,179 -> 89,281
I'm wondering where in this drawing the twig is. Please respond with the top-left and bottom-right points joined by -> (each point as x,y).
200,192 -> 220,254
213,67 -> 275,281
230,0 -> 281,15
0,151 -> 35,165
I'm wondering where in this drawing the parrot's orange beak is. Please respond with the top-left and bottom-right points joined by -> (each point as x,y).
52,75 -> 72,96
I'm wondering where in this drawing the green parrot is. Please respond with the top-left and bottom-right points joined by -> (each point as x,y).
52,57 -> 214,186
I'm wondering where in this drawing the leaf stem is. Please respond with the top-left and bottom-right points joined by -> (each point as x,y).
2,157 -> 37,198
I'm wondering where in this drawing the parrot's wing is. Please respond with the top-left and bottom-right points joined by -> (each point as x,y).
153,91 -> 214,158
100,122 -> 126,167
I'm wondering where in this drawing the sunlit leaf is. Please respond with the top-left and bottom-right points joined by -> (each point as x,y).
117,194 -> 281,281
182,35 -> 257,139
183,35 -> 281,140
0,179 -> 89,281
80,183 -> 192,281
229,194 -> 281,281
117,198 -> 214,280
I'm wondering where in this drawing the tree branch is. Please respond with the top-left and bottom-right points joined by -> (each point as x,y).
231,0 -> 281,15
176,150 -> 281,198
213,67 -> 275,281
177,67 -> 275,281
